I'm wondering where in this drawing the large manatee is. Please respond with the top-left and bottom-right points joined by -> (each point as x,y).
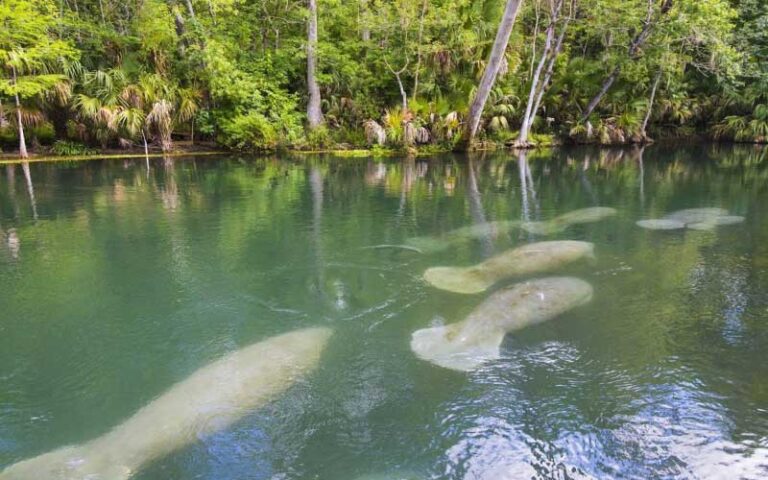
423,240 -> 594,294
411,277 -> 593,372
521,207 -> 617,235
0,327 -> 333,480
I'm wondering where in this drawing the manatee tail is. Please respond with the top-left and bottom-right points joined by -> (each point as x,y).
410,324 -> 505,372
0,445 -> 132,480
422,266 -> 491,294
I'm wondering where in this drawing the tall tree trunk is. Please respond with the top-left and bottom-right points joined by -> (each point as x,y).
516,0 -> 561,147
411,0 -> 428,101
458,0 -> 524,150
306,0 -> 323,130
529,0 -> 540,81
580,65 -> 620,121
184,0 -> 196,20
360,0 -> 370,41
12,67 -> 28,159
640,70 -> 661,140
530,19 -> 568,121
395,72 -> 408,112
518,0 -> 572,147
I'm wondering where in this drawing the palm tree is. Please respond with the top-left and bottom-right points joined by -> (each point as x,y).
147,99 -> 174,152
177,87 -> 201,144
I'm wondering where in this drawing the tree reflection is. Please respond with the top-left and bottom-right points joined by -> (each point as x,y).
21,161 -> 37,221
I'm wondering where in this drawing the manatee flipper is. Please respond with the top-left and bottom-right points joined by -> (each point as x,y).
422,266 -> 493,295
410,324 -> 505,372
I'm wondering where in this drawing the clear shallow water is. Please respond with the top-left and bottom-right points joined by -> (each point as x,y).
0,146 -> 767,479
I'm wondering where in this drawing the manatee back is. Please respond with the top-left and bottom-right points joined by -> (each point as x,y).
464,276 -> 594,332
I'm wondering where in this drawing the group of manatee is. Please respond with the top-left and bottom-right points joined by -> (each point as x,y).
0,206 -> 745,479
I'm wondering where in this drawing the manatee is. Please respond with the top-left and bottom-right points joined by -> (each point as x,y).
423,240 -> 594,294
521,207 -> 617,235
636,219 -> 686,230
411,277 -> 594,371
665,207 -> 728,224
403,220 -> 520,253
687,215 -> 745,231
637,208 -> 743,231
0,327 -> 333,480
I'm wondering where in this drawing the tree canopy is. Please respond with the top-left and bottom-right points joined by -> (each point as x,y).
0,0 -> 765,156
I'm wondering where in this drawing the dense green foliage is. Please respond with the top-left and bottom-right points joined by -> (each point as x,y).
0,0 -> 766,156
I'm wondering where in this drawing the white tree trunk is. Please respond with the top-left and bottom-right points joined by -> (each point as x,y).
306,0 -> 323,129
460,0 -> 524,149
516,1 -> 560,147
360,0 -> 370,41
640,70 -> 661,139
395,72 -> 407,112
411,0 -> 428,101
12,67 -> 28,159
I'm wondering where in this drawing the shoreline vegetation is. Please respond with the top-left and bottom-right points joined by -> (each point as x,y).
1,0 -> 766,161
1,135 -> 766,166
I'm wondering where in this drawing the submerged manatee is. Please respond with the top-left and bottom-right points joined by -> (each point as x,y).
521,207 -> 617,235
423,240 -> 594,294
403,220 -> 520,253
635,219 -> 686,230
636,208 -> 743,231
687,215 -> 745,231
0,327 -> 333,480
665,207 -> 729,224
411,277 -> 594,371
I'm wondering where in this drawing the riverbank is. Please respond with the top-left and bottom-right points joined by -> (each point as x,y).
1,136 -> 764,165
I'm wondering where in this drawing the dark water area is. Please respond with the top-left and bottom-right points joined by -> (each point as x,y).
0,145 -> 767,479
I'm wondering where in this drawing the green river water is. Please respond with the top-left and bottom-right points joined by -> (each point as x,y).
0,145 -> 767,479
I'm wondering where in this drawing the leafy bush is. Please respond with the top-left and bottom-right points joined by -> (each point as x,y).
50,140 -> 98,156
31,122 -> 56,145
218,112 -> 279,150
304,126 -> 334,150
0,126 -> 16,146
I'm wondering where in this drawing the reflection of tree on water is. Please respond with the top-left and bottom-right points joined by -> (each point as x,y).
161,156 -> 180,211
467,155 -> 494,256
578,154 -> 599,205
395,158 -> 416,230
309,165 -> 345,311
5,164 -> 20,218
517,151 -> 539,223
635,146 -> 646,206
21,162 -> 38,221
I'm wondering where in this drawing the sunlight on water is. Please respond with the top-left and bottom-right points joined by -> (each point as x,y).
0,145 -> 767,479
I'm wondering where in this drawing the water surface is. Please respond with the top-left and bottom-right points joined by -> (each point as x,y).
1,146 -> 767,479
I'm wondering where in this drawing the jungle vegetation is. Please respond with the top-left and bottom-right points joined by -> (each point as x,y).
0,0 -> 766,157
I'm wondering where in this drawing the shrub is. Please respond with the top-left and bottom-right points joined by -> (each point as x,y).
304,126 -> 333,150
218,112 -> 279,150
50,140 -> 98,156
